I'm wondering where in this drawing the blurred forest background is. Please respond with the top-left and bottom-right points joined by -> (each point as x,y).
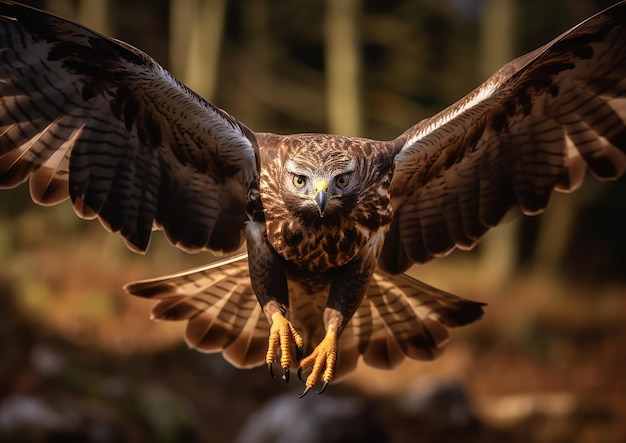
0,0 -> 625,442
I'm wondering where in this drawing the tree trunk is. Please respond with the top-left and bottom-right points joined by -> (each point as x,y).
324,0 -> 362,136
170,0 -> 227,101
476,0 -> 518,289
77,0 -> 111,35
44,0 -> 76,20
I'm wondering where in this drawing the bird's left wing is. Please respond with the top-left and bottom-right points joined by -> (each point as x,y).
382,2 -> 626,273
0,1 -> 258,254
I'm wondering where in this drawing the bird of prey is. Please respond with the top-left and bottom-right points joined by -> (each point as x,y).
0,1 -> 625,397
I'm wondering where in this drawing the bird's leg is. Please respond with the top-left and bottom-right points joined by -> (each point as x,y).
245,221 -> 304,382
264,301 -> 304,381
297,307 -> 343,397
297,252 -> 375,397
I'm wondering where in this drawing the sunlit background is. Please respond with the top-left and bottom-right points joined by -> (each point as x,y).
0,0 -> 625,442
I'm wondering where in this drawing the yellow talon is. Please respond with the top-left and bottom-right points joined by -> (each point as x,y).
299,329 -> 337,395
266,313 -> 304,377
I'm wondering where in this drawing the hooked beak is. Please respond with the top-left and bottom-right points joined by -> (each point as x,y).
314,180 -> 329,217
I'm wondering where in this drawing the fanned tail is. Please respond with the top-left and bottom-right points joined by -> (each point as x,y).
126,255 -> 484,378
336,271 -> 484,379
124,253 -> 269,369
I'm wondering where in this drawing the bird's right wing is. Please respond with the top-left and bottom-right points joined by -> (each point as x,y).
0,1 -> 258,254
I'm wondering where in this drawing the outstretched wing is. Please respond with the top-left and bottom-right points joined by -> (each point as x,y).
382,2 -> 626,273
0,1 -> 258,254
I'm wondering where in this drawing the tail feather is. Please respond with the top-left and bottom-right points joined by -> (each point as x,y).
125,255 -> 484,377
338,270 -> 484,376
125,253 -> 270,369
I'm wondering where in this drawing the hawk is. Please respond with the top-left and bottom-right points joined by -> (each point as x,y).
0,1 -> 625,396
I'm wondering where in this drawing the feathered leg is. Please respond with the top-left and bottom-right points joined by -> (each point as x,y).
245,221 -> 304,382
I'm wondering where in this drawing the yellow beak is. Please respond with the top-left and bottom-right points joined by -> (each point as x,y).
314,180 -> 328,194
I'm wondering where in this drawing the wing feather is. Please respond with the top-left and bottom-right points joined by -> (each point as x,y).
383,2 -> 626,273
0,1 -> 257,254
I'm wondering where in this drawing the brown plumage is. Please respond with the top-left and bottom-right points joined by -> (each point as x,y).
0,1 -> 625,395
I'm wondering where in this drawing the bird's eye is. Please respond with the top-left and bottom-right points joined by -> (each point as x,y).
335,174 -> 350,189
292,174 -> 307,189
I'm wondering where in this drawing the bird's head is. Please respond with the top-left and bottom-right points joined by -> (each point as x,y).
283,156 -> 359,219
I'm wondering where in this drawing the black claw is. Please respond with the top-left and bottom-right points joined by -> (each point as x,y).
282,367 -> 290,383
298,386 -> 311,398
296,345 -> 304,361
268,363 -> 275,379
316,381 -> 329,395
297,367 -> 304,382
